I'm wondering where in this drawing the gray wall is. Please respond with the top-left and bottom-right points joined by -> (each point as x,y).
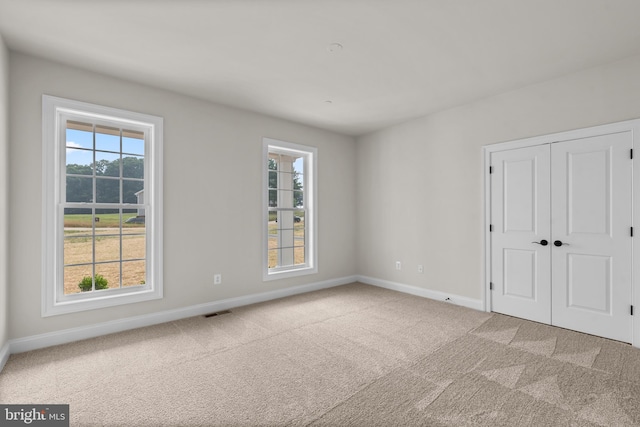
8,52 -> 357,339
0,35 -> 8,351
9,47 -> 640,341
356,54 -> 640,301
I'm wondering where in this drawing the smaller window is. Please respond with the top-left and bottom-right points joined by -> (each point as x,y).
263,138 -> 317,280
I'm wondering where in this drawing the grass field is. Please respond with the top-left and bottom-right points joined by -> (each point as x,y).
64,213 -> 145,294
64,212 -> 144,229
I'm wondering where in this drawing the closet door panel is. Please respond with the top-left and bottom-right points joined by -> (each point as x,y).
551,132 -> 632,343
490,145 -> 551,323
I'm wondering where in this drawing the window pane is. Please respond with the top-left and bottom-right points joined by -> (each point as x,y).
64,264 -> 93,295
123,210 -> 145,233
66,176 -> 93,202
268,190 -> 277,207
123,180 -> 144,204
293,191 -> 304,208
64,208 -> 93,236
96,178 -> 120,203
96,263 -> 121,290
294,210 -> 305,244
123,222 -> 145,235
95,236 -> 120,263
95,125 -> 120,152
122,130 -> 144,156
268,217 -> 277,236
268,171 -> 277,189
96,151 -> 120,177
123,233 -> 145,261
64,237 -> 93,266
94,208 -> 120,235
292,157 -> 304,175
268,249 -> 278,268
293,209 -> 305,265
122,156 -> 144,179
66,149 -> 93,176
294,247 -> 305,265
268,156 -> 278,171
66,122 -> 93,150
123,260 -> 145,287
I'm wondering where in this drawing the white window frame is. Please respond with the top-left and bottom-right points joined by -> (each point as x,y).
42,95 -> 163,316
263,137 -> 317,281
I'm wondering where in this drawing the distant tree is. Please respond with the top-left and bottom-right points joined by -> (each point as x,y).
66,157 -> 144,207
65,164 -> 93,209
121,156 -> 144,179
94,159 -> 110,176
269,158 -> 277,207
293,171 -> 303,208
100,156 -> 143,179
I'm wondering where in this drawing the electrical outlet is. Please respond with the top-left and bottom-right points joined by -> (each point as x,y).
418,265 -> 424,273
395,261 -> 401,270
214,274 -> 222,285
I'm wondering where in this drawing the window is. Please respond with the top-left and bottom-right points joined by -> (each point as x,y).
263,138 -> 317,280
42,95 -> 163,316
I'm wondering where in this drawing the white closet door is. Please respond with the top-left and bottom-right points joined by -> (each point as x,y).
551,132 -> 632,343
490,145 -> 551,324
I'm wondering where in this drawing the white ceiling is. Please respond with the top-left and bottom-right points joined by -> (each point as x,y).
1,0 -> 640,136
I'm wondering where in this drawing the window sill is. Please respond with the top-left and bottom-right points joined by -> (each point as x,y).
42,286 -> 162,317
263,266 -> 317,282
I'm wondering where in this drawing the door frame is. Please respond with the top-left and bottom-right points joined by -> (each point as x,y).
483,118 -> 640,348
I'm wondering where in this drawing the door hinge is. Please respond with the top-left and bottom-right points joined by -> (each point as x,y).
490,282 -> 494,290
631,149 -> 634,159
489,224 -> 493,232
489,166 -> 493,174
632,227 -> 634,237
631,305 -> 634,316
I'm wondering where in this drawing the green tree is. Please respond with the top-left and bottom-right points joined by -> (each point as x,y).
66,157 -> 144,205
94,159 -> 111,176
121,156 -> 144,179
65,164 -> 93,210
268,158 -> 277,207
293,171 -> 303,208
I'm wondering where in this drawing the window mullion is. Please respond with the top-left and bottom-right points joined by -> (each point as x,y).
92,206 -> 96,292
92,126 -> 97,292
119,130 -> 124,290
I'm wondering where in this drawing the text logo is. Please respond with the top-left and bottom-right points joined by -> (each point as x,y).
1,405 -> 69,426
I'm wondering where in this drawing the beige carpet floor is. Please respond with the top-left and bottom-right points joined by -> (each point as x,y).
2,282 -> 640,426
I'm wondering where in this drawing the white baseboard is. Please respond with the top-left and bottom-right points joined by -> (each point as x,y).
357,275 -> 484,311
0,341 -> 9,372
7,275 -> 358,356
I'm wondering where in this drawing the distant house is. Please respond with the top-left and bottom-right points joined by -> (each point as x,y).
135,189 -> 145,217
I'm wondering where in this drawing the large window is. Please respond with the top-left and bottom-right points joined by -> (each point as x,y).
263,138 -> 317,280
42,95 -> 163,316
